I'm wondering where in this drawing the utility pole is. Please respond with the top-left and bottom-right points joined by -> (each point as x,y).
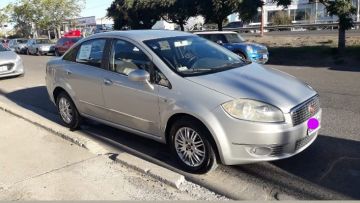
357,0 -> 360,29
260,1 -> 265,37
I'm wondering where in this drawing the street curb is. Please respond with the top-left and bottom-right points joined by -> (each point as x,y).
115,153 -> 185,189
0,96 -> 185,189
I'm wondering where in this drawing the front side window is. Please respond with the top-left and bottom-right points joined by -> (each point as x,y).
76,39 -> 106,68
224,34 -> 246,43
144,36 -> 247,77
110,39 -> 151,76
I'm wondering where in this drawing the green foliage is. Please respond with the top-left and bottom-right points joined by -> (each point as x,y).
107,0 -> 161,30
320,0 -> 356,30
270,11 -> 292,25
6,0 -> 85,38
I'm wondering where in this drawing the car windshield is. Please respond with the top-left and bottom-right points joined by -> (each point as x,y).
225,34 -> 246,43
36,39 -> 51,44
17,39 -> 28,44
144,36 -> 247,76
0,44 -> 10,52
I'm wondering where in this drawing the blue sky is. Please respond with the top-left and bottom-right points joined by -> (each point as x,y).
0,0 -> 114,18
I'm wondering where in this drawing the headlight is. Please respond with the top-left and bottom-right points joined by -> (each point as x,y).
222,99 -> 285,123
246,45 -> 255,53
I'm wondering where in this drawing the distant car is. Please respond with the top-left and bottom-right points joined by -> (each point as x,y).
1,39 -> 9,49
224,21 -> 244,29
0,44 -> 25,78
26,39 -> 56,56
54,37 -> 82,56
8,38 -> 29,54
195,31 -> 269,64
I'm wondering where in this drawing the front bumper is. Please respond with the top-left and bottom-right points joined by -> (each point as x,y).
0,60 -> 25,78
210,106 -> 322,165
248,52 -> 269,64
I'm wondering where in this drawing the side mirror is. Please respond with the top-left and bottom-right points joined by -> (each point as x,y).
128,69 -> 150,82
216,40 -> 223,45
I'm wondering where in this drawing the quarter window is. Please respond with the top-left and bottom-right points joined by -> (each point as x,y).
76,39 -> 106,68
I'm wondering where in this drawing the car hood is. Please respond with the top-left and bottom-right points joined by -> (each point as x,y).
186,63 -> 317,113
0,51 -> 17,62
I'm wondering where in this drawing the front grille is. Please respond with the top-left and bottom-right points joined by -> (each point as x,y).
291,96 -> 320,126
295,134 -> 316,151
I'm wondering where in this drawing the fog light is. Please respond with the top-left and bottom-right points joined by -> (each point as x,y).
250,147 -> 272,156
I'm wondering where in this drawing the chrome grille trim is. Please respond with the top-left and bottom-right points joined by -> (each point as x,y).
291,95 -> 320,126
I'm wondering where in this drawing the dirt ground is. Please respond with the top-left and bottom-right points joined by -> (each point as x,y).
246,35 -> 360,48
246,35 -> 360,68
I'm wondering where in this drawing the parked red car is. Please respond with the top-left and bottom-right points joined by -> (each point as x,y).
54,30 -> 83,56
54,36 -> 82,56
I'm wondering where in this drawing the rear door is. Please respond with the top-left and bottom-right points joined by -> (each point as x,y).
61,38 -> 110,119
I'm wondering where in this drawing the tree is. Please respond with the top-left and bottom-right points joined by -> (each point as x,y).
138,0 -> 200,31
107,0 -> 161,30
319,0 -> 356,51
7,0 -> 84,39
199,0 -> 239,31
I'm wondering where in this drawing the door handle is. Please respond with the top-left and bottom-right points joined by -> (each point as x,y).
104,78 -> 113,86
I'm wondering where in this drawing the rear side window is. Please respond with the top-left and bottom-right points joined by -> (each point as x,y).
76,39 -> 106,68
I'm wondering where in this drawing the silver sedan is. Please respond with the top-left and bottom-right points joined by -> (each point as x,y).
0,44 -> 25,78
45,30 -> 321,173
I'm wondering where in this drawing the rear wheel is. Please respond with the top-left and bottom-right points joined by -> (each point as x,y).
55,49 -> 61,57
56,92 -> 82,130
36,49 -> 42,56
169,118 -> 218,174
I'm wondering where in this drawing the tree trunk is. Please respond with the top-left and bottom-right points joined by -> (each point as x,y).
217,21 -> 223,31
48,30 -> 51,40
179,23 -> 185,31
338,26 -> 346,53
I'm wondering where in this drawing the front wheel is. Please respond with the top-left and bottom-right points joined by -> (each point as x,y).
169,118 -> 218,174
56,92 -> 82,130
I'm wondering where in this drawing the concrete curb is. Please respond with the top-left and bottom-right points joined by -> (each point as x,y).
0,96 -> 185,189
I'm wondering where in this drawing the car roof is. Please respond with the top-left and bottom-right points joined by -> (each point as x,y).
88,30 -> 194,41
194,31 -> 237,35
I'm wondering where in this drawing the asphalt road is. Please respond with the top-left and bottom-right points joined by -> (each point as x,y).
1,55 -> 359,200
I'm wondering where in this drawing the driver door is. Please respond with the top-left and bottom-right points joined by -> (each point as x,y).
102,39 -> 161,137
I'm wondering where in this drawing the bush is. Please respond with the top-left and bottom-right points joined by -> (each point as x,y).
270,11 -> 292,26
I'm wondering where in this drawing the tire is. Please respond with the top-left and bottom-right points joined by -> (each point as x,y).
56,92 -> 82,130
169,117 -> 218,174
236,52 -> 247,61
55,49 -> 61,57
36,49 -> 42,56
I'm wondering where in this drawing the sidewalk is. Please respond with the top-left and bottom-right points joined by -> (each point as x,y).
0,110 -> 225,200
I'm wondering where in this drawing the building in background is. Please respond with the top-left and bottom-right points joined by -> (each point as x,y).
229,0 -> 359,26
62,16 -> 114,37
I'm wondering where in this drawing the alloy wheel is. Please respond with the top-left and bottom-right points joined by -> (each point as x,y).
174,127 -> 206,167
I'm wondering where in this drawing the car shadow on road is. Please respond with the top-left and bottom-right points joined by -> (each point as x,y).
267,46 -> 360,72
2,86 -> 360,200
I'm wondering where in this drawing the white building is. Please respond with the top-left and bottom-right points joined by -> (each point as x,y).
229,0 -> 359,25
